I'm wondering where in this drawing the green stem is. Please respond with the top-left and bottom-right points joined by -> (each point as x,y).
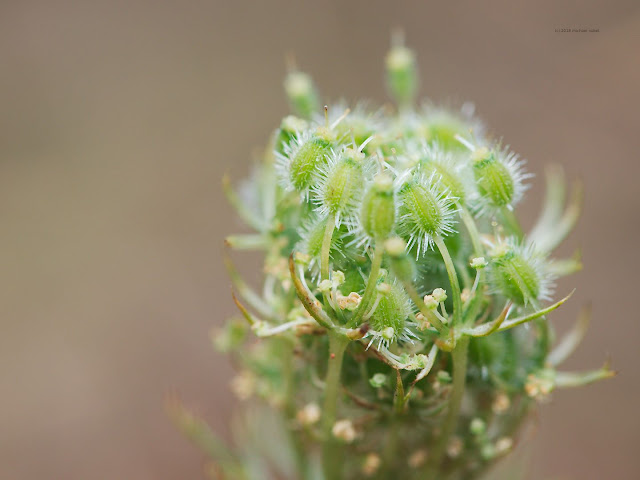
422,336 -> 470,479
322,333 -> 349,480
321,212 -> 336,281
458,206 -> 483,256
380,417 -> 400,478
501,207 -> 523,239
282,340 -> 309,480
434,236 -> 462,326
349,242 -> 384,327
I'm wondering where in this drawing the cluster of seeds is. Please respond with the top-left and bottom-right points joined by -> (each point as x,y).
196,36 -> 615,480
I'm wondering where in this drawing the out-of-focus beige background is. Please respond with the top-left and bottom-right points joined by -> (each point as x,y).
1,1 -> 638,478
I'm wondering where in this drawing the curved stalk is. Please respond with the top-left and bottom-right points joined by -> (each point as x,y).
434,236 -> 462,326
349,242 -> 384,327
321,213 -> 337,281
458,205 -> 483,256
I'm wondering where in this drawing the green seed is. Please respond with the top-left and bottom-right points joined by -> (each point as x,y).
289,137 -> 331,191
473,149 -> 515,207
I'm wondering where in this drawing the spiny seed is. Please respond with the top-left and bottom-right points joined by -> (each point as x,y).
290,137 -> 331,191
472,148 -> 515,207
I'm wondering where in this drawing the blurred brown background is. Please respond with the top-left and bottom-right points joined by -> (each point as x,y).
1,1 -> 638,478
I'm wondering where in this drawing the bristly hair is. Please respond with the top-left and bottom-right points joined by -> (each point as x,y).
311,146 -> 376,226
397,172 -> 458,258
468,141 -> 533,216
486,235 -> 555,307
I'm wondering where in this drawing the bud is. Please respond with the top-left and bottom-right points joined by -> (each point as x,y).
284,70 -> 320,118
385,42 -> 417,107
432,288 -> 447,303
470,256 -> 488,269
360,173 -> 396,240
385,236 -> 417,282
423,294 -> 438,310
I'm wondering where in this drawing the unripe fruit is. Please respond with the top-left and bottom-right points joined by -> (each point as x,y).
289,136 -> 332,193
418,157 -> 466,203
370,282 -> 411,341
360,173 -> 396,240
317,149 -> 365,219
300,216 -> 340,260
490,242 -> 542,305
472,147 -> 516,208
398,178 -> 456,254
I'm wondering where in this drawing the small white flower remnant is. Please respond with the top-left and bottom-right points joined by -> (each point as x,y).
415,312 -> 431,330
332,419 -> 357,443
408,449 -> 428,468
230,370 -> 256,401
423,294 -> 439,310
460,288 -> 471,304
384,236 -> 407,257
318,279 -> 333,293
470,256 -> 488,269
525,372 -> 554,400
432,288 -> 447,303
446,436 -> 463,458
382,326 -> 395,341
337,292 -> 361,311
492,392 -> 511,414
296,403 -> 321,426
494,437 -> 513,456
362,453 -> 381,476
